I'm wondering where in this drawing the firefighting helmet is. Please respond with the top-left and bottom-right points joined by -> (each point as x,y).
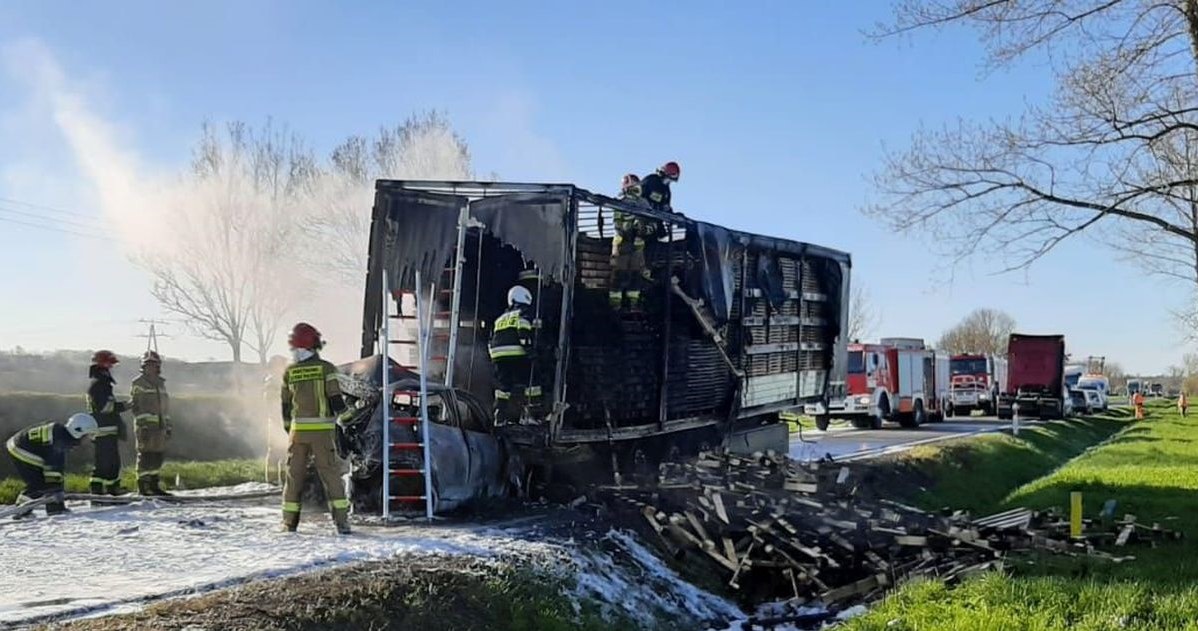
140,350 -> 162,366
91,350 -> 119,368
658,161 -> 681,181
621,173 -> 641,192
507,285 -> 533,307
288,322 -> 324,350
65,413 -> 99,439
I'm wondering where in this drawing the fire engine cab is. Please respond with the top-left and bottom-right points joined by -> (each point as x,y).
830,338 -> 947,430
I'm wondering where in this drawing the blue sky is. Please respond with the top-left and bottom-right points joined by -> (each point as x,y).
0,1 -> 1174,372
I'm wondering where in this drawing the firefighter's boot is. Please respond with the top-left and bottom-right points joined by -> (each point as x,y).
281,511 -> 300,533
45,501 -> 70,515
333,509 -> 351,535
137,477 -> 154,496
89,482 -> 104,496
143,475 -> 171,497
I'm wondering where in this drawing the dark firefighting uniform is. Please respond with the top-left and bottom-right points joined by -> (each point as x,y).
488,305 -> 538,423
86,365 -> 127,494
639,172 -> 672,211
6,422 -> 80,513
130,373 -> 170,494
280,354 -> 351,532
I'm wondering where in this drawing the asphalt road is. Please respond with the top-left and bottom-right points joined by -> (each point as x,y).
787,416 -> 1026,462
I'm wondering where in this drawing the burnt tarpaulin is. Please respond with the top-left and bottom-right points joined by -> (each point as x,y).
756,253 -> 786,311
691,222 -> 738,324
382,190 -> 465,291
469,193 -> 568,282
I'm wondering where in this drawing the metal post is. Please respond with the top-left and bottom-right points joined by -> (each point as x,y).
445,206 -> 469,388
415,271 -> 436,521
380,270 -> 392,521
657,224 -> 673,429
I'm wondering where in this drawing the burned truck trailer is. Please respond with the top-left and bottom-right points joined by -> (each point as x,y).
360,180 -> 851,472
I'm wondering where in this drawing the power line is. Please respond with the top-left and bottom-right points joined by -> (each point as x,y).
0,213 -> 110,241
0,195 -> 96,220
0,201 -> 105,232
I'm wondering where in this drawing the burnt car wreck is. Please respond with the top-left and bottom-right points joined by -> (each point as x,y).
351,180 -> 851,513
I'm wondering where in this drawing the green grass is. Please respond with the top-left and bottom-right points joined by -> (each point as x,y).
845,404 -> 1198,630
874,410 -> 1132,512
0,458 -> 266,504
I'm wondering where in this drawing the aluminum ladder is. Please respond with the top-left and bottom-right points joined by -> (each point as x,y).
380,269 -> 441,521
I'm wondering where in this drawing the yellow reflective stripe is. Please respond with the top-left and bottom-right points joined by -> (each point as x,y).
329,498 -> 349,510
282,502 -> 301,513
90,476 -> 119,485
94,426 -> 120,436
7,439 -> 46,468
489,345 -> 527,359
324,371 -> 339,382
291,418 -> 335,431
43,471 -> 64,480
317,376 -> 329,418
135,414 -> 161,424
525,386 -> 543,397
495,390 -> 511,400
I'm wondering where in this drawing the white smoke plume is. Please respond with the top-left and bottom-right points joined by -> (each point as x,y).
4,39 -> 474,366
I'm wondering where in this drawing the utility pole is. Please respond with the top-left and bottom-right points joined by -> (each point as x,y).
136,319 -> 173,354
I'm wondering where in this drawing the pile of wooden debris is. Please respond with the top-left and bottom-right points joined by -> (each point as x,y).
605,450 -> 1181,608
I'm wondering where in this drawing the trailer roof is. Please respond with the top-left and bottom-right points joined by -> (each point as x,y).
375,179 -> 852,265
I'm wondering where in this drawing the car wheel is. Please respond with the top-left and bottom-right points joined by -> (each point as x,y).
816,415 -> 831,431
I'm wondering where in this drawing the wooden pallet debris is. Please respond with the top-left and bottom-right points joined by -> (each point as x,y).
603,449 -> 1182,608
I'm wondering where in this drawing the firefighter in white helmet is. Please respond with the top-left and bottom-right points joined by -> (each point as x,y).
6,413 -> 100,516
488,286 -> 540,424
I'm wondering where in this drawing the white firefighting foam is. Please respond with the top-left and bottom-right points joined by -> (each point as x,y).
0,484 -> 744,628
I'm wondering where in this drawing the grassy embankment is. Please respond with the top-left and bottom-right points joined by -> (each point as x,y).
0,459 -> 267,504
847,401 -> 1198,630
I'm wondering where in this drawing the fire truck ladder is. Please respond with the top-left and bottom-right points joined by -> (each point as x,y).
380,269 -> 442,521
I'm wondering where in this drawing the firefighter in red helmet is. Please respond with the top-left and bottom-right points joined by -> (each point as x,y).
279,322 -> 353,534
86,350 -> 129,497
639,161 -> 680,212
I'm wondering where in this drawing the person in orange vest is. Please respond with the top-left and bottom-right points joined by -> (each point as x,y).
1132,390 -> 1146,420
1179,391 -> 1189,418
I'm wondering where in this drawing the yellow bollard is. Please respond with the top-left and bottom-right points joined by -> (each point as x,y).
1070,491 -> 1083,539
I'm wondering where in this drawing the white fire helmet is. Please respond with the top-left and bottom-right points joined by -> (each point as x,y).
65,413 -> 99,439
507,285 -> 533,307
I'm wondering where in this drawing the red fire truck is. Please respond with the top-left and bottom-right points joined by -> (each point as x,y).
830,338 -> 948,430
946,353 -> 1008,417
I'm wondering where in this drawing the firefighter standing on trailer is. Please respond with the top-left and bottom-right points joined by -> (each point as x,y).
130,351 -> 171,496
6,414 -> 100,516
280,323 -> 352,534
489,286 -> 538,424
609,173 -> 659,312
639,161 -> 680,212
86,350 -> 129,496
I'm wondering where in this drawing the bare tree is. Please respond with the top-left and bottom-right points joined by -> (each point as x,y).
870,2 -> 1198,322
308,112 -> 473,284
847,284 -> 881,342
936,308 -> 1016,355
143,121 -> 317,363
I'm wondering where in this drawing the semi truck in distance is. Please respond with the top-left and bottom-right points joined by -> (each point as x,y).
997,333 -> 1066,420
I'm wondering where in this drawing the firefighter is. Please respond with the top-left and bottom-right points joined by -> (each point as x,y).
609,173 -> 659,311
86,350 -> 129,496
6,413 -> 100,516
1179,391 -> 1189,418
280,322 -> 352,535
1133,390 -> 1146,420
639,161 -> 680,212
489,286 -> 538,424
130,351 -> 171,496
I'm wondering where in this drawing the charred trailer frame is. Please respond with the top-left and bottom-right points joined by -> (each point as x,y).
360,180 -> 851,470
